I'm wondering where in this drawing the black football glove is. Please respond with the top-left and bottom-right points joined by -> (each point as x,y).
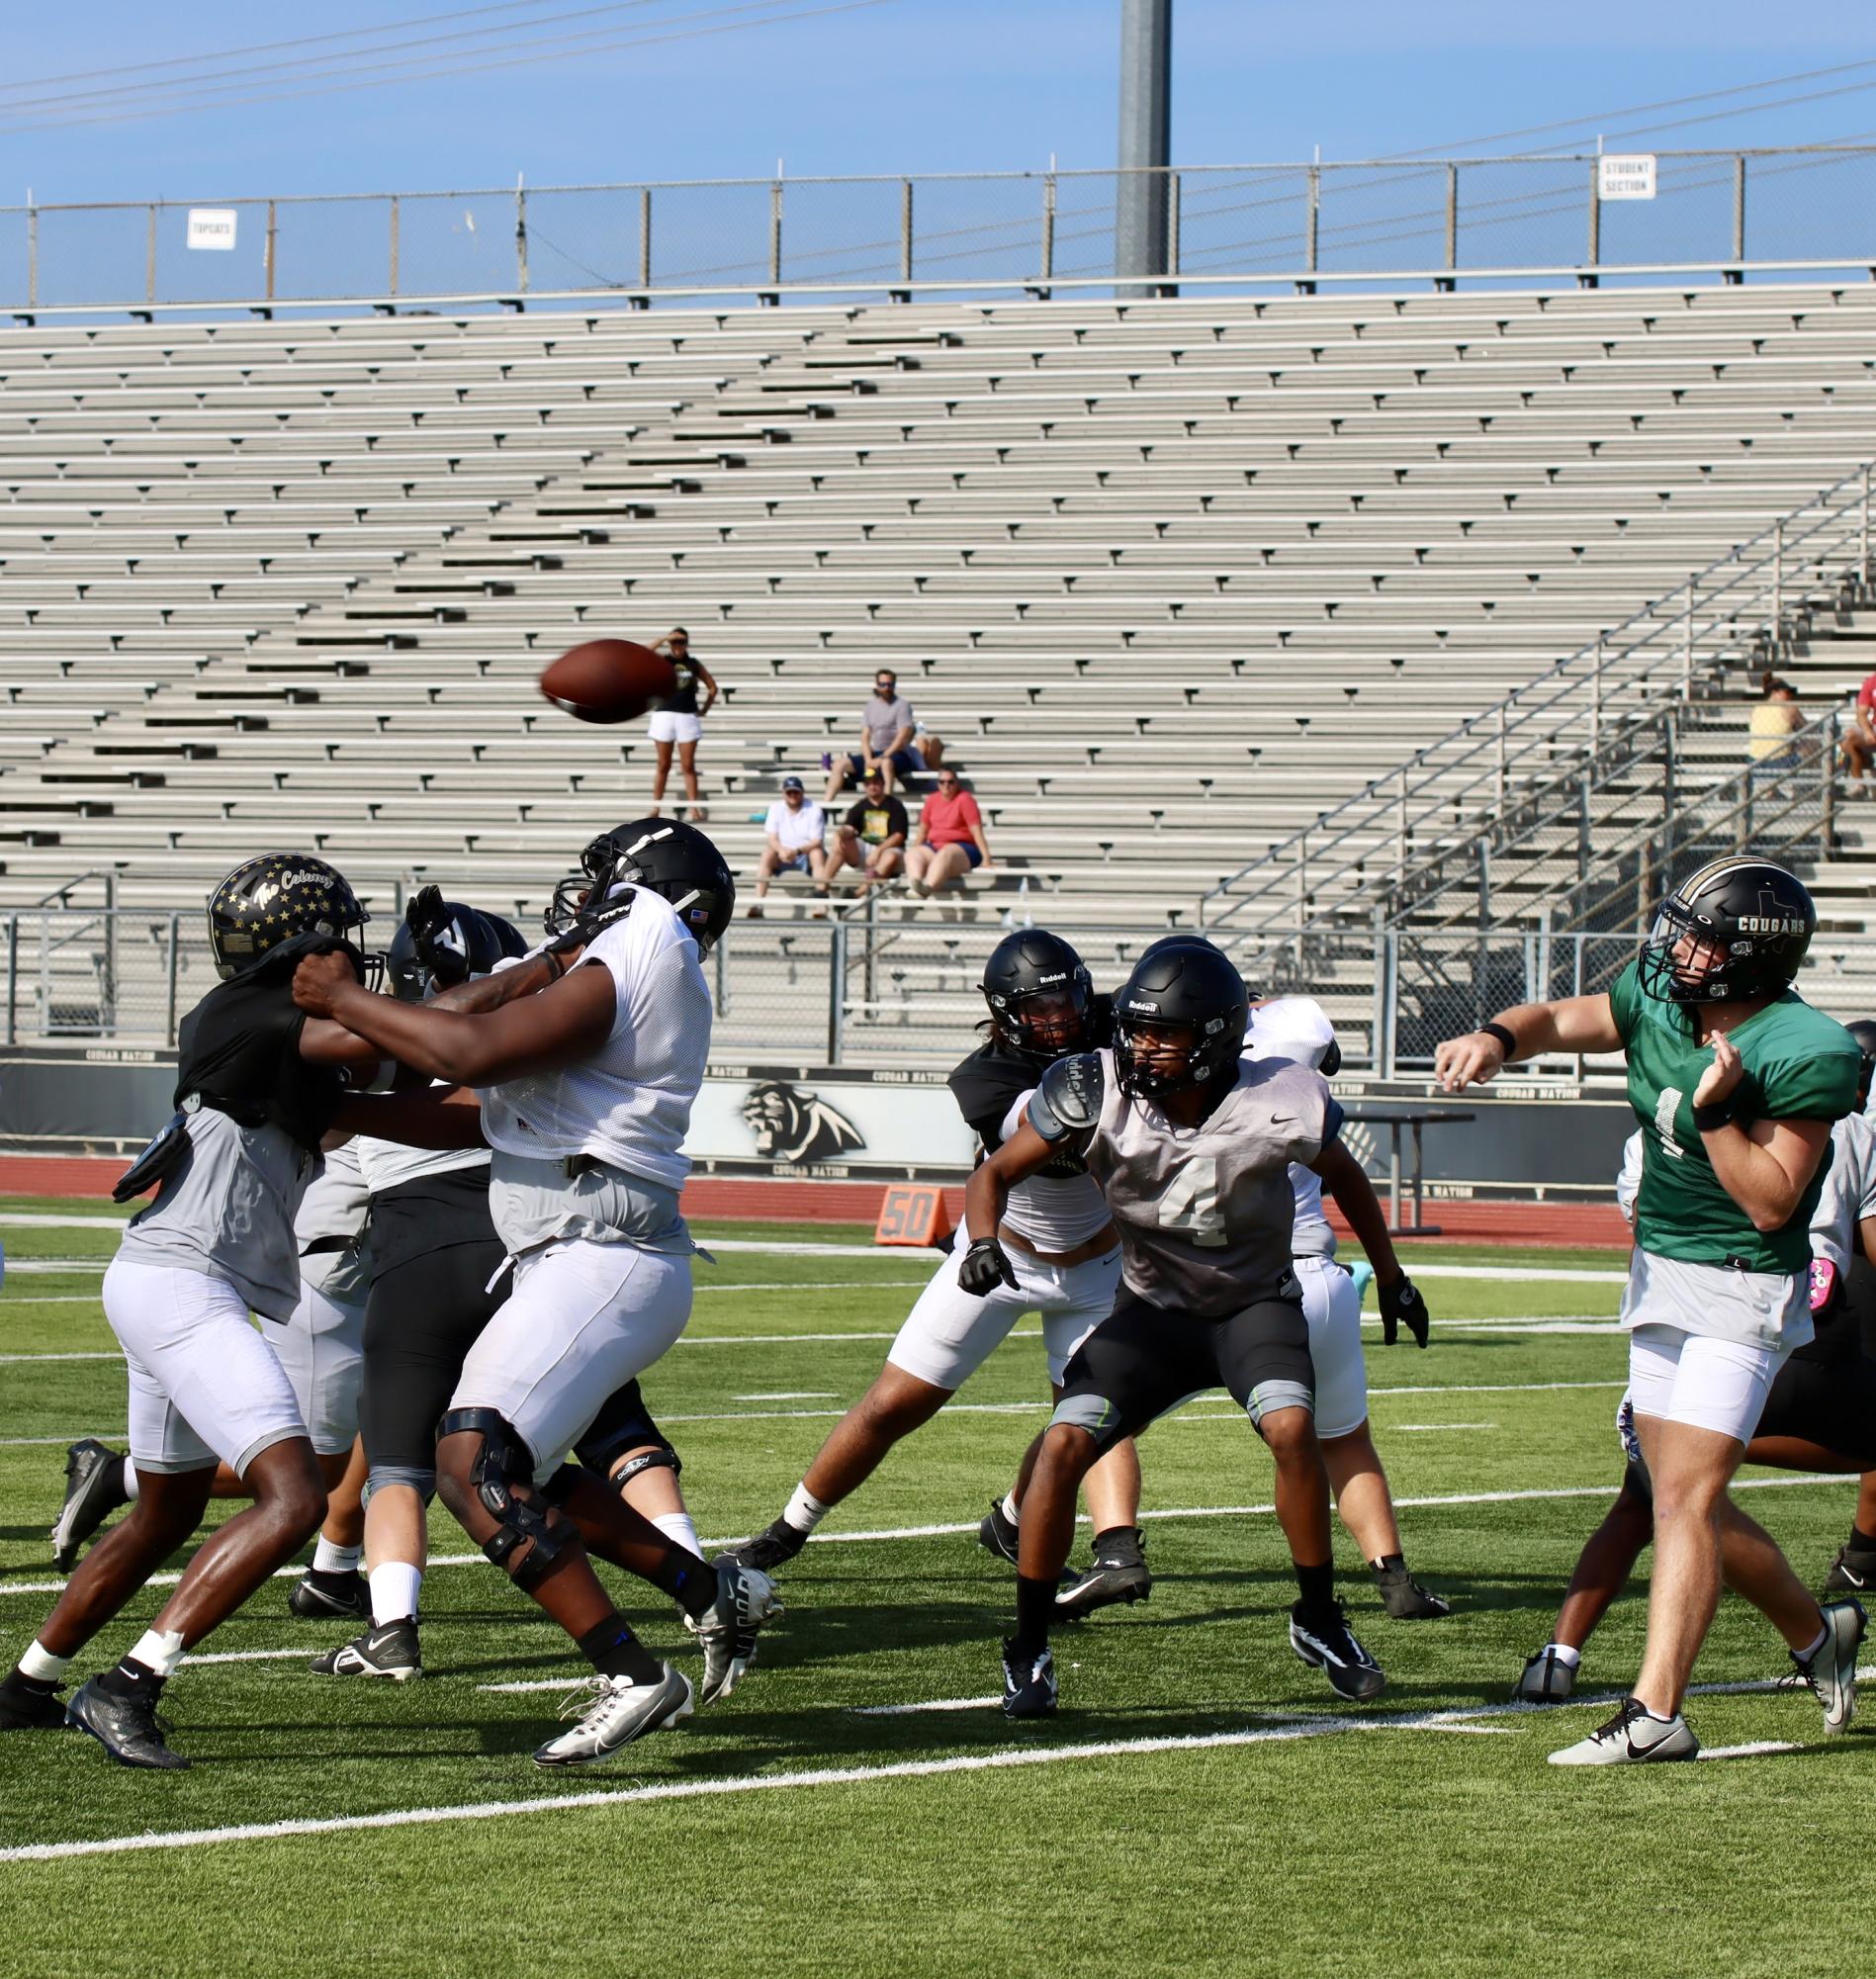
543,889 -> 637,961
957,1236 -> 1018,1298
403,883 -> 448,949
1380,1274 -> 1430,1349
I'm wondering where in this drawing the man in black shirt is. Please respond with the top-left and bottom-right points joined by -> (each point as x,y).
824,769 -> 910,897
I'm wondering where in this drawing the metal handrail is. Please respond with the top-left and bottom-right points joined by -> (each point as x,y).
1200,461 -> 1874,945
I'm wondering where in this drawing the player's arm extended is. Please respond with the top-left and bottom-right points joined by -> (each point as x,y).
1694,1034 -> 1832,1233
1435,993 -> 1621,1092
291,949 -> 615,1087
1310,1139 -> 1431,1346
331,1083 -> 488,1150
423,950 -> 566,1016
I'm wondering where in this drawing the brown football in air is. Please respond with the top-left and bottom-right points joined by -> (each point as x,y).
539,638 -> 676,725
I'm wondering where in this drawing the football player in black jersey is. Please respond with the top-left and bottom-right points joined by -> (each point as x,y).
734,932 -> 1143,1574
0,855 -> 384,1766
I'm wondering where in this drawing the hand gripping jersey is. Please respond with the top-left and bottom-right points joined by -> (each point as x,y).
1609,958 -> 1863,1273
477,886 -> 711,1193
1242,995 -> 1342,1259
118,933 -> 349,1320
948,1035 -> 1113,1252
1029,1046 -> 1341,1317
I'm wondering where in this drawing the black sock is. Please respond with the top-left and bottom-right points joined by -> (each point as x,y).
97,1657 -> 165,1701
1372,1553 -> 1406,1575
575,1616 -> 664,1686
0,1668 -> 57,1700
1851,1525 -> 1876,1552
648,1549 -> 718,1622
1295,1560 -> 1335,1614
1013,1574 -> 1057,1658
1091,1524 -> 1144,1565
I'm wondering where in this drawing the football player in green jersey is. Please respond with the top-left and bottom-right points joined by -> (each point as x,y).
1437,856 -> 1867,1764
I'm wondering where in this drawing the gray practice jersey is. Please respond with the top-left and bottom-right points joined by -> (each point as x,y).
1070,1047 -> 1340,1317
1811,1109 -> 1876,1273
294,1136 -> 369,1249
117,1106 -> 318,1321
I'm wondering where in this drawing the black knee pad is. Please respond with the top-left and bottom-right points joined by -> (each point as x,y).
610,1445 -> 682,1491
437,1405 -> 568,1589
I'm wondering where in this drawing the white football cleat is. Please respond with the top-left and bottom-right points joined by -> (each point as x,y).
1548,1698 -> 1698,1766
1515,1644 -> 1577,1703
695,1556 -> 783,1705
531,1664 -> 693,1768
1791,1598 -> 1865,1735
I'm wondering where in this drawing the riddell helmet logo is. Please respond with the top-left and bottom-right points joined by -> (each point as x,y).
1125,997 -> 1158,1012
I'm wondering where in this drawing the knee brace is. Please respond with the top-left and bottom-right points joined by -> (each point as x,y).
437,1406 -> 569,1590
610,1445 -> 682,1491
1048,1393 -> 1121,1449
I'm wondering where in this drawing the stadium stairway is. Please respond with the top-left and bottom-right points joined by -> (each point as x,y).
2,285 -> 1874,1061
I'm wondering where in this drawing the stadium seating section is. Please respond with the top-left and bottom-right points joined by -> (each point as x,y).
2,284 -> 1873,1059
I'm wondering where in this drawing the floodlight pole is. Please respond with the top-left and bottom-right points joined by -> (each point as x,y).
1115,0 -> 1172,298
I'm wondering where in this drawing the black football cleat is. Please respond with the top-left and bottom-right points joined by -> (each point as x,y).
978,1499 -> 1021,1566
1372,1560 -> 1452,1620
288,1568 -> 370,1620
1289,1600 -> 1387,1702
50,1439 -> 130,1571
1055,1527 -> 1152,1621
730,1517 -> 808,1574
311,1621 -> 421,1682
1000,1639 -> 1058,1718
0,1673 -> 69,1731
65,1676 -> 189,1769
1824,1540 -> 1876,1596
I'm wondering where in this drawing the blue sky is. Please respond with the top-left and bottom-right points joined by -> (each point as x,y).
4,0 -> 1875,205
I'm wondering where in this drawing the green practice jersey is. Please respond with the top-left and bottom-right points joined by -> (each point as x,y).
1609,957 -> 1862,1271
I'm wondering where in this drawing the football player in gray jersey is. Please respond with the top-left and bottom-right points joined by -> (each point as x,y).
962,939 -> 1389,1717
0,854 -> 384,1766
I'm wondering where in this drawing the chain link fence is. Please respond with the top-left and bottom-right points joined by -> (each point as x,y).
6,148 -> 1876,315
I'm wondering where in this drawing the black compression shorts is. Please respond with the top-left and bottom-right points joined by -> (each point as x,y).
1753,1345 -> 1876,1468
359,1236 -> 508,1482
1054,1284 -> 1315,1454
573,1379 -> 675,1474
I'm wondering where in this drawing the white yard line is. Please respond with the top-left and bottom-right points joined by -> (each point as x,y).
1393,1423 -> 1497,1433
1697,1740 -> 1804,1759
0,1352 -> 118,1364
850,1695 -> 1005,1716
180,1648 -> 313,1667
733,1392 -> 837,1401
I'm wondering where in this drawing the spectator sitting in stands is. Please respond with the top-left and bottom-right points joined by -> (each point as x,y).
749,775 -> 830,920
906,766 -> 992,896
1747,673 -> 1806,770
823,668 -> 944,801
1842,664 -> 1876,795
825,768 -> 909,897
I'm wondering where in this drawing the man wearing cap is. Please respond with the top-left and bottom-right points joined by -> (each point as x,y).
749,777 -> 830,919
825,769 -> 910,899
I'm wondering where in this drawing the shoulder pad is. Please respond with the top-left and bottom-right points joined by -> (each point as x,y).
1029,1052 -> 1105,1143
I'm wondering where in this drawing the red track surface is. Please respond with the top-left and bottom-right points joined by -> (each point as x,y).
0,1156 -> 1631,1247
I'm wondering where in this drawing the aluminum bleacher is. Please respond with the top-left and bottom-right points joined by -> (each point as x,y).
2,284 -> 1873,1063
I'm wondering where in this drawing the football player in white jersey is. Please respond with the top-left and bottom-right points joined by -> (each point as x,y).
962,938 -> 1397,1717
1238,993 -> 1448,1619
289,821 -> 780,1766
730,931 -> 1140,1577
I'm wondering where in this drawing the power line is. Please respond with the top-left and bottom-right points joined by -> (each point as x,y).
0,0 -> 899,133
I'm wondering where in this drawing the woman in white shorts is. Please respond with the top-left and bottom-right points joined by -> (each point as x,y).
1439,855 -> 1867,1765
646,627 -> 717,823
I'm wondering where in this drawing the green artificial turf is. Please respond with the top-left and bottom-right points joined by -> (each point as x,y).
0,1205 -> 1860,1979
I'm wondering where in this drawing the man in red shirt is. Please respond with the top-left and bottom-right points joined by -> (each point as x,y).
1843,672 -> 1876,790
906,768 -> 993,894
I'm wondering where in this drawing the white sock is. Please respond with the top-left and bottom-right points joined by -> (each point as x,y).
782,1484 -> 831,1536
1545,1642 -> 1582,1669
1001,1490 -> 1022,1527
312,1538 -> 363,1576
652,1510 -> 701,1558
19,1640 -> 71,1682
121,1458 -> 139,1501
369,1562 -> 423,1627
1796,1620 -> 1829,1664
126,1627 -> 186,1679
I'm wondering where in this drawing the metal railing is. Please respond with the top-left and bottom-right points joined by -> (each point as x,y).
1200,463 -> 1874,951
6,147 -> 1876,318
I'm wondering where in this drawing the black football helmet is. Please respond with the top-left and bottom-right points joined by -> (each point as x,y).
1136,932 -> 1261,1002
548,818 -> 735,955
1844,1018 -> 1876,1107
1637,856 -> 1816,1006
388,889 -> 528,1002
1113,937 -> 1249,1099
207,853 -> 372,982
981,930 -> 1098,1060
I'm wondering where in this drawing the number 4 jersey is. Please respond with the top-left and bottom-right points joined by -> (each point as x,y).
1037,1046 -> 1342,1316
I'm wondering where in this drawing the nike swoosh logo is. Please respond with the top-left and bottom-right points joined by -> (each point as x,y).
1840,1568 -> 1868,1587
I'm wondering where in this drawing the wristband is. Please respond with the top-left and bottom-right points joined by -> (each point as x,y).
1692,1100 -> 1740,1133
1479,1022 -> 1517,1058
